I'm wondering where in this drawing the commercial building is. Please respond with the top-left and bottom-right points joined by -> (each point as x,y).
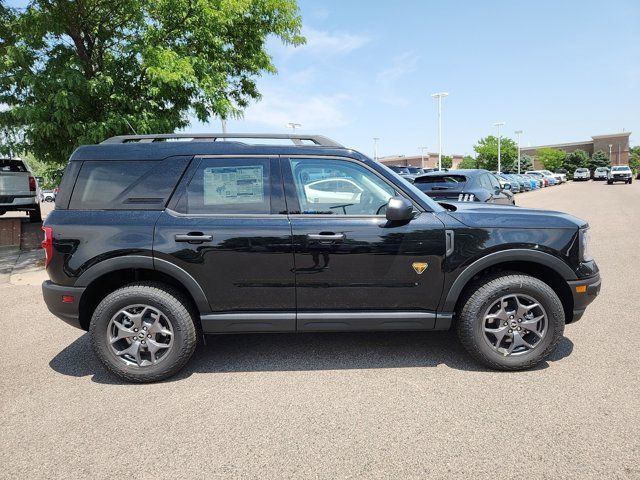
378,152 -> 464,170
521,132 -> 631,169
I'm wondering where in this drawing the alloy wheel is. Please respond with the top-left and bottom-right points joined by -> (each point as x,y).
482,294 -> 547,356
107,304 -> 174,367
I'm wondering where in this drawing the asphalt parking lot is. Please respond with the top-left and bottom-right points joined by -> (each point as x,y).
1,181 -> 638,479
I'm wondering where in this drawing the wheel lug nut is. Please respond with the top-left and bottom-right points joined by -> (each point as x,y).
518,319 -> 522,322
134,328 -> 138,332
508,329 -> 513,333
517,327 -> 522,331
142,340 -> 146,344
143,326 -> 147,331
147,334 -> 151,338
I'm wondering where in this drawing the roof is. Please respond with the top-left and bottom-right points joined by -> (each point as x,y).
417,169 -> 489,177
69,133 -> 357,162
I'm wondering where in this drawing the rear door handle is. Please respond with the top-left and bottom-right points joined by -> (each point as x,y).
175,232 -> 213,243
306,233 -> 345,242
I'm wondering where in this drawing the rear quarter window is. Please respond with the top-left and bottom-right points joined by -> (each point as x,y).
69,157 -> 189,210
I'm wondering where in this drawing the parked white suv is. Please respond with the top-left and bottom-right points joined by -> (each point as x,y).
573,168 -> 590,181
593,167 -> 609,180
0,158 -> 42,222
607,165 -> 633,185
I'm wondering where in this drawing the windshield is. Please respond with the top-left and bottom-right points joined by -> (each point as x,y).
575,168 -> 589,172
379,166 -> 445,212
611,166 -> 630,171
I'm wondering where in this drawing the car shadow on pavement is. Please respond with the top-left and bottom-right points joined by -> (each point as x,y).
49,331 -> 574,385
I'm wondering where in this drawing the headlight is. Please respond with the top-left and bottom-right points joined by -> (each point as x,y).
579,228 -> 593,262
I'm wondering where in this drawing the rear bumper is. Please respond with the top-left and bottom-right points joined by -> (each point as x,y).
566,273 -> 601,323
42,280 -> 86,330
0,194 -> 38,210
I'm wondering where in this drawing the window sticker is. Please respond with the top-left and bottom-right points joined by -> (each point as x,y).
203,166 -> 264,204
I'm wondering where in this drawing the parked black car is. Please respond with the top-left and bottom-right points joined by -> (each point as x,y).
413,169 -> 515,205
42,134 -> 600,382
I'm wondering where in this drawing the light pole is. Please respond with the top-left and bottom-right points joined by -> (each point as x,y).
608,144 -> 612,163
431,92 -> 449,170
419,146 -> 428,167
287,122 -> 301,132
515,130 -> 523,174
494,122 -> 505,172
373,137 -> 380,161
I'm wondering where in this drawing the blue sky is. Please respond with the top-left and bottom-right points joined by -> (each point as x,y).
197,0 -> 639,158
7,0 -> 640,157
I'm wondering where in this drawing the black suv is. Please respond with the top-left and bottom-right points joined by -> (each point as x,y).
42,134 -> 601,382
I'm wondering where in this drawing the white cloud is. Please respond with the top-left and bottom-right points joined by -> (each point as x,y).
302,27 -> 370,54
375,52 -> 420,107
243,89 -> 352,130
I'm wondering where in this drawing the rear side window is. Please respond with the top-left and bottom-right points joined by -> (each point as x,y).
69,157 -> 189,210
0,159 -> 27,172
176,158 -> 271,215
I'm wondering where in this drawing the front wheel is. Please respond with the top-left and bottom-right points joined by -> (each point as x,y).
89,282 -> 198,383
456,273 -> 565,370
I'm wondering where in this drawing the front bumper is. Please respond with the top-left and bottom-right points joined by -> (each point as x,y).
566,273 -> 601,323
42,280 -> 86,330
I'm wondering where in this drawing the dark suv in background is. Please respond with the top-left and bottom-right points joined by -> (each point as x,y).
42,134 -> 601,382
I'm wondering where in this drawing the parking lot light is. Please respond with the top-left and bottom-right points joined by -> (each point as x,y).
515,130 -> 523,174
431,92 -> 449,170
494,122 -> 505,172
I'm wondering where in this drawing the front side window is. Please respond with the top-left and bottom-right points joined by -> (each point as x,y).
289,158 -> 395,215
177,158 -> 271,214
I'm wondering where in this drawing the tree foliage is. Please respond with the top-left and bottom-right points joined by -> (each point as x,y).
503,154 -> 533,173
562,149 -> 589,178
589,150 -> 610,170
536,148 -> 565,172
0,0 -> 304,164
441,155 -> 452,169
628,146 -> 640,175
458,155 -> 478,169
473,135 -> 518,171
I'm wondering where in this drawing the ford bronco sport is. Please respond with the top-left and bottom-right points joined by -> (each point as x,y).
42,134 -> 601,382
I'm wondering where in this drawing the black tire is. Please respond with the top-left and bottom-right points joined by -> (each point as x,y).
629,179 -> 633,184
0,209 -> 5,216
29,204 -> 42,223
89,282 -> 198,383
607,180 -> 613,185
456,272 -> 565,371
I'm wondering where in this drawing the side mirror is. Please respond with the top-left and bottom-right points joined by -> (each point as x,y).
386,196 -> 414,222
503,183 -> 511,191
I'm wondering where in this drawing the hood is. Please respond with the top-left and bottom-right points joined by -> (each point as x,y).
441,202 -> 587,229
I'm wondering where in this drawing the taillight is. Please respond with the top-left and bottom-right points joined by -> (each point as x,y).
29,176 -> 37,192
42,226 -> 53,268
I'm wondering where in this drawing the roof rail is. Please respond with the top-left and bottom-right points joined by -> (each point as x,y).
101,133 -> 344,148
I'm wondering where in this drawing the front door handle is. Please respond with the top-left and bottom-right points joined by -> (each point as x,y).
306,233 -> 345,242
175,232 -> 213,243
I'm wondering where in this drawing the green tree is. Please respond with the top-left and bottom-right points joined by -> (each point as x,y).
0,0 -> 304,164
458,155 -> 478,169
537,148 -> 566,172
473,135 -> 518,171
628,146 -> 640,175
441,155 -> 453,169
589,150 -> 610,170
562,149 -> 590,178
504,154 -> 533,173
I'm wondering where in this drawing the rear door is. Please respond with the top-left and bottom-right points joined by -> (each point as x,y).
153,156 -> 296,332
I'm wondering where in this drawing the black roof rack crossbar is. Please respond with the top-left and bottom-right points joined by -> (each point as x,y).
101,133 -> 343,148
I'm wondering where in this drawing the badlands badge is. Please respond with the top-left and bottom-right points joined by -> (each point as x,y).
412,262 -> 428,275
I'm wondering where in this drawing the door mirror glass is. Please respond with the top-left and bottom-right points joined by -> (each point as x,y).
503,183 -> 511,191
385,196 -> 414,221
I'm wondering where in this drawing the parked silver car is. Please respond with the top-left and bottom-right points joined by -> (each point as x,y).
0,158 -> 42,222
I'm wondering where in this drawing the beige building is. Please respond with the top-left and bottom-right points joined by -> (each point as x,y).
378,152 -> 464,170
521,132 -> 631,169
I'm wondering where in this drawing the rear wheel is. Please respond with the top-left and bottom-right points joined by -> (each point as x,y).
29,204 -> 42,223
89,282 -> 198,383
456,273 -> 565,370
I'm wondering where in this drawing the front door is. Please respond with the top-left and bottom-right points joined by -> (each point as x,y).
154,156 -> 296,332
282,156 -> 446,331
